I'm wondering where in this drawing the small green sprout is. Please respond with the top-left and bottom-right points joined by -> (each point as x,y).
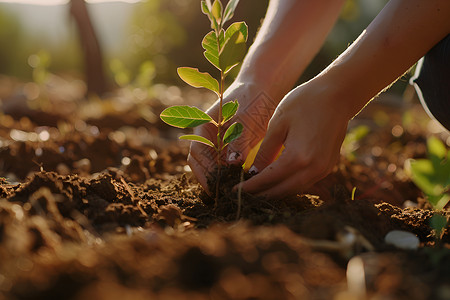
409,136 -> 450,210
409,136 -> 449,242
341,125 -> 370,161
160,0 -> 248,202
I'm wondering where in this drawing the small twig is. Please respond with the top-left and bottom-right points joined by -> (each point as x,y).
32,159 -> 44,172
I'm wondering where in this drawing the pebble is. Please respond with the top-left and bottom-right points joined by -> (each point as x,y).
384,230 -> 420,250
73,158 -> 91,173
56,163 -> 71,176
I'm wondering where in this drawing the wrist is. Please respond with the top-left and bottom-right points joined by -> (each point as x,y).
232,73 -> 285,105
308,73 -> 369,122
315,61 -> 377,120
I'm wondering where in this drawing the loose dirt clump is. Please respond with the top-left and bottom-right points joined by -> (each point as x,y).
0,86 -> 449,299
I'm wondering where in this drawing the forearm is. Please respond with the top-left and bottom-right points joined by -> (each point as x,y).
235,0 -> 346,100
320,0 -> 450,119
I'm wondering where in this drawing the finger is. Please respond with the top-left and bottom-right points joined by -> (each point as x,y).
187,152 -> 214,194
188,143 -> 217,194
257,150 -> 341,199
236,151 -> 299,194
249,121 -> 287,173
255,166 -> 330,199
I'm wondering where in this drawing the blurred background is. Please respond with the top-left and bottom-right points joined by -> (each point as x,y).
0,0 -> 412,98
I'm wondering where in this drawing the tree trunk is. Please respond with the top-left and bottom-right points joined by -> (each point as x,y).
70,0 -> 107,96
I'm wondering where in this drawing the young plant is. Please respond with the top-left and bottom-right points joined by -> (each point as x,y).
160,0 -> 248,203
409,136 -> 450,210
409,136 -> 449,242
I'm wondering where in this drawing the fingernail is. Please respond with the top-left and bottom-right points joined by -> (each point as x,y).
249,165 -> 258,175
228,151 -> 239,162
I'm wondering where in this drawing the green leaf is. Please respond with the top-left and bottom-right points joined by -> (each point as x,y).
201,0 -> 219,31
222,100 -> 239,123
409,136 -> 450,210
222,122 -> 243,147
180,134 -> 215,148
223,21 -> 248,45
428,136 -> 447,159
160,106 -> 213,128
430,213 -> 448,236
223,0 -> 240,24
202,30 -> 224,70
201,0 -> 210,15
211,17 -> 219,31
219,22 -> 248,75
177,67 -> 219,94
211,0 -> 223,24
410,159 -> 445,196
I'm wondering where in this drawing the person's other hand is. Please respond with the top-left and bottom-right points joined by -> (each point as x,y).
236,79 -> 351,199
188,80 -> 279,192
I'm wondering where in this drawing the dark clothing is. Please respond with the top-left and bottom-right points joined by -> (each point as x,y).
411,34 -> 450,131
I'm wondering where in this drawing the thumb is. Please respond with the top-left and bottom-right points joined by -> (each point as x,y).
249,122 -> 286,174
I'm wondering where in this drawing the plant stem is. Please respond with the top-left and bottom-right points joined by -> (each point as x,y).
214,29 -> 225,208
215,72 -> 225,207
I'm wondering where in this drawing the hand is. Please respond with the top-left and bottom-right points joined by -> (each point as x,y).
236,79 -> 351,199
187,80 -> 279,192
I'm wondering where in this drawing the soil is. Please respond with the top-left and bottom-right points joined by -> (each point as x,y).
0,78 -> 449,300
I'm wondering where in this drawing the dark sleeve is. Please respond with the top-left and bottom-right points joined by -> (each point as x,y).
410,34 -> 450,131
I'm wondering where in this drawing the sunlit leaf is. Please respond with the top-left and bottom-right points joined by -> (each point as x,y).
223,21 -> 247,44
211,0 -> 223,23
427,136 -> 447,159
426,138 -> 450,187
202,30 -> 224,70
201,0 -> 219,31
177,67 -> 219,94
201,0 -> 210,15
211,17 -> 219,31
223,0 -> 240,24
410,159 -> 443,195
180,134 -> 215,148
222,122 -> 243,147
219,22 -> 248,75
342,125 -> 370,158
204,0 -> 212,11
222,100 -> 239,123
160,106 -> 212,128
409,136 -> 450,210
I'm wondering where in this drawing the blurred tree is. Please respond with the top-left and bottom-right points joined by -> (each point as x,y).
70,0 -> 107,96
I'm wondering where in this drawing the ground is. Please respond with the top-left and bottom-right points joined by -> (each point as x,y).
0,76 -> 449,300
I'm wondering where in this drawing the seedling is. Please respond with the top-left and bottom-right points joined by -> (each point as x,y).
160,0 -> 248,205
409,136 -> 450,210
409,136 -> 449,241
341,125 -> 370,161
